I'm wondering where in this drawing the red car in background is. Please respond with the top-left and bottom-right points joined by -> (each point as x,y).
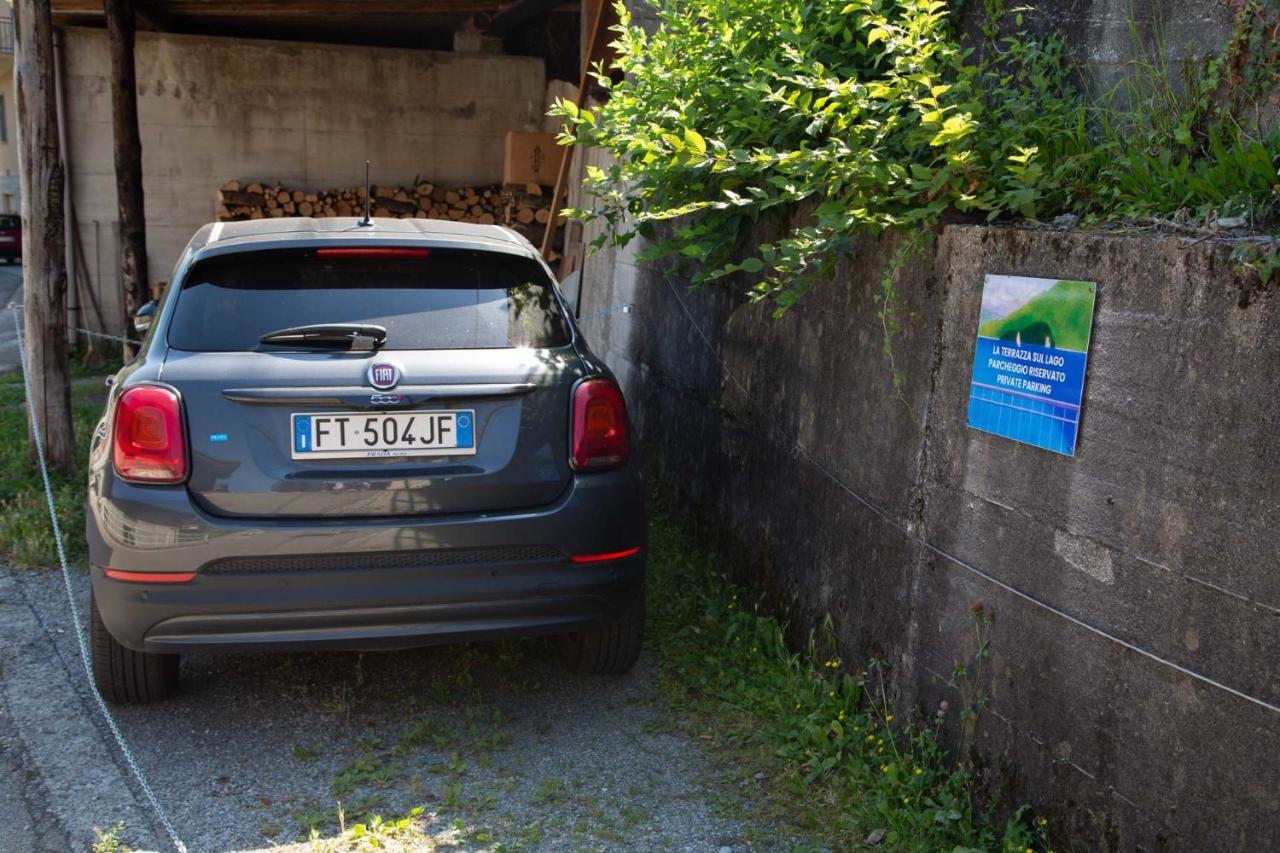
0,214 -> 20,263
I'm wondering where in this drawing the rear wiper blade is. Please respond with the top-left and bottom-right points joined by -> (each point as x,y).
258,323 -> 387,349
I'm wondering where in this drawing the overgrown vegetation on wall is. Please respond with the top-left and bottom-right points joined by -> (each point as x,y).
554,0 -> 1280,326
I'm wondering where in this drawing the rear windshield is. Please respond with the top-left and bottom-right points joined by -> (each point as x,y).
167,247 -> 571,351
0,216 -> 18,230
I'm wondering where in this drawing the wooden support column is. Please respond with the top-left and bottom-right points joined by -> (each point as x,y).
539,1 -> 612,260
105,0 -> 149,350
14,0 -> 75,471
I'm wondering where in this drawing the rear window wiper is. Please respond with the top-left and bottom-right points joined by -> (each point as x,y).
258,323 -> 387,349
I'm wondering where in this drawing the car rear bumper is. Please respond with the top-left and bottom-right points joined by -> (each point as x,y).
87,467 -> 645,653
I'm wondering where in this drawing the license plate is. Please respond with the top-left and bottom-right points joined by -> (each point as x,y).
291,410 -> 475,459
0,236 -> 13,243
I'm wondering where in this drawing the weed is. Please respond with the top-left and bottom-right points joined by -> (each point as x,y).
91,822 -> 128,853
293,743 -> 322,764
293,801 -> 335,834
531,776 -> 569,806
309,805 -> 425,852
331,754 -> 400,800
441,780 -> 465,811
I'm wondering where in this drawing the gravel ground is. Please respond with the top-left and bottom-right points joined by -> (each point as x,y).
0,564 -> 770,852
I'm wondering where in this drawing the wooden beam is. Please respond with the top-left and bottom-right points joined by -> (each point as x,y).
105,0 -> 149,351
539,0 -> 609,259
14,0 -> 76,471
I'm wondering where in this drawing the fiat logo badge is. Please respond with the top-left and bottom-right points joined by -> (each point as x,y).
367,362 -> 400,391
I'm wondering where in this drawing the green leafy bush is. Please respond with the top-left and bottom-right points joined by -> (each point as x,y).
553,0 -> 1280,321
556,0 -> 982,313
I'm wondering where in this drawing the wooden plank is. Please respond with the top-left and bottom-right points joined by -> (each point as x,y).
539,0 -> 609,259
15,0 -> 76,471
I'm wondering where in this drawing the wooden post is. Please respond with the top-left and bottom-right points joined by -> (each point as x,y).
539,1 -> 611,260
105,0 -> 149,353
14,0 -> 76,472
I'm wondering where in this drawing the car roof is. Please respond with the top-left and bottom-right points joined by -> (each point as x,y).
187,216 -> 538,259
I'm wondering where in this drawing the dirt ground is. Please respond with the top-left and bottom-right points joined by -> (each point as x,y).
0,565 -> 776,852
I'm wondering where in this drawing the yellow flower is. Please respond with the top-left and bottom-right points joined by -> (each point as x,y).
838,711 -> 846,721
828,690 -> 835,698
913,767 -> 923,776
885,715 -> 894,722
880,764 -> 889,773
865,734 -> 875,742
901,797 -> 910,805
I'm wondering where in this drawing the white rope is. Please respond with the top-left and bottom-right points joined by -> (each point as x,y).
657,276 -> 1280,716
10,304 -> 190,852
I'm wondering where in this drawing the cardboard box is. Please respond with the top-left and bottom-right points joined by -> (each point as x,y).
503,132 -> 566,189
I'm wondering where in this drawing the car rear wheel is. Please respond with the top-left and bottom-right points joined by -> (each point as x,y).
561,593 -> 644,674
90,592 -> 179,704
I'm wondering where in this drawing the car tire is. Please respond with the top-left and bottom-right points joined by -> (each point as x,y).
90,592 -> 178,704
561,593 -> 644,674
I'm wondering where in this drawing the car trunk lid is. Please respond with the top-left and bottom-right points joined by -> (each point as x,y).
160,244 -> 580,518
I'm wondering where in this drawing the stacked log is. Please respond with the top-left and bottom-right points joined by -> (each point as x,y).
214,179 -> 559,248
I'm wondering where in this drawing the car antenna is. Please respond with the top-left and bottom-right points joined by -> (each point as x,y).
357,160 -> 372,227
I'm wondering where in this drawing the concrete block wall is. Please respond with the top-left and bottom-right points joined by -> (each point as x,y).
576,218 -> 1280,848
61,28 -> 546,332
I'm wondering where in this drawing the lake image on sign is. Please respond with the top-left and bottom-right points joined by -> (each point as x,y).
968,274 -> 1098,456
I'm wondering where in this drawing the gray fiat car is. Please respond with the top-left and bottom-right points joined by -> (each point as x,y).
87,217 -> 645,703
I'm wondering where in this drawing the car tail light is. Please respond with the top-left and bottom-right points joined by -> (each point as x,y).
570,378 -> 629,471
112,385 -> 188,483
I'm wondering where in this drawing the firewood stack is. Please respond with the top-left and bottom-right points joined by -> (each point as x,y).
214,179 -> 559,249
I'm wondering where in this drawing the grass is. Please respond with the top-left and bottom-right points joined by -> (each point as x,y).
644,513 -> 1052,852
0,349 -> 123,569
0,353 -> 120,568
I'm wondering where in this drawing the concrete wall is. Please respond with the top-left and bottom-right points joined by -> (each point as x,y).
577,219 -> 1280,848
960,0 -> 1237,95
61,28 -> 546,331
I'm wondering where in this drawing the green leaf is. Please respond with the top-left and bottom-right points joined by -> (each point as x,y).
684,128 -> 708,156
738,257 -> 765,273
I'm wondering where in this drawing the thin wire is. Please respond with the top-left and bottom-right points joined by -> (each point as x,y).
658,276 -> 1280,716
10,305 -> 190,852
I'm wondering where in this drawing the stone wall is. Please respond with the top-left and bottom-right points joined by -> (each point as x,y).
61,27 -> 546,332
577,222 -> 1279,849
